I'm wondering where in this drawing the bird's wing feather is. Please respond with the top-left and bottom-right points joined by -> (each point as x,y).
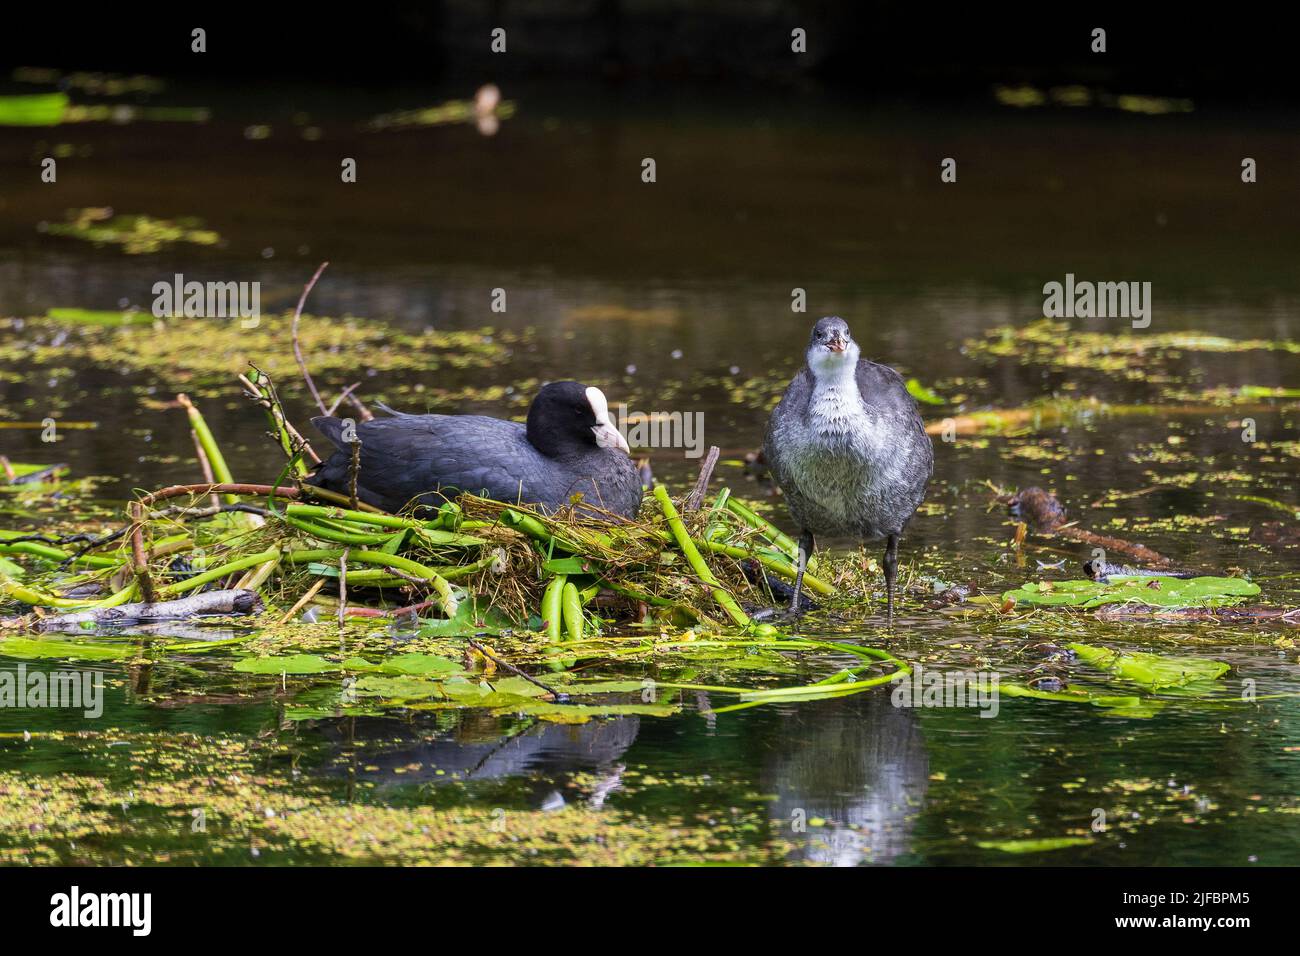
763,367 -> 813,488
854,360 -> 919,416
856,359 -> 935,480
310,414 -> 548,510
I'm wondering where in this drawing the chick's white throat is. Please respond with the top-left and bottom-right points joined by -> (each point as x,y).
808,340 -> 860,382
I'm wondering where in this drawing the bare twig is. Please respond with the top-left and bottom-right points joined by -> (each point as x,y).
1006,486 -> 1174,568
344,391 -> 374,423
128,483 -> 305,600
189,429 -> 221,509
465,637 -> 564,702
276,578 -> 326,626
684,445 -> 721,512
291,261 -> 331,416
348,439 -> 362,511
326,382 -> 362,416
337,547 -> 350,631
239,367 -> 322,467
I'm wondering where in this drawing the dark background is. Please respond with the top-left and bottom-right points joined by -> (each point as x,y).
1,2 -> 1294,102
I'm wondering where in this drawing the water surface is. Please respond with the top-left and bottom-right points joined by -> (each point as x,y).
1,80 -> 1297,865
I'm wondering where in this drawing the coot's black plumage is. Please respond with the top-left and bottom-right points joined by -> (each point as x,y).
307,381 -> 643,518
764,317 -> 933,618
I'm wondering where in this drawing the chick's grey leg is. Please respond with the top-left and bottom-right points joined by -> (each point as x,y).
884,533 -> 900,623
791,530 -> 815,615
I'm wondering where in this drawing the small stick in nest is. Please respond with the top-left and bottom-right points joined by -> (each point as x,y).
348,438 -> 362,511
277,578 -> 326,626
326,382 -> 362,416
291,261 -> 331,416
684,445 -> 721,512
189,428 -> 221,510
337,547 -> 350,632
239,366 -> 321,467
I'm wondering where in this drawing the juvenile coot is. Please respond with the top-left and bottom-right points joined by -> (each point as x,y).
764,317 -> 933,618
308,381 -> 643,518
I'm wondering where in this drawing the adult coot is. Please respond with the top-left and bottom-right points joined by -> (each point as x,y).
308,381 -> 643,518
764,317 -> 933,618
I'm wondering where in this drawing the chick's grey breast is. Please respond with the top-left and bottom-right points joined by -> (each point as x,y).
764,360 -> 933,541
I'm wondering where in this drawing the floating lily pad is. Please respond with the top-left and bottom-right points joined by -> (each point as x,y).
418,598 -> 515,637
232,653 -> 339,674
1003,575 -> 1259,609
378,653 -> 464,676
976,837 -> 1093,853
499,701 -> 681,723
0,637 -> 131,661
998,683 -> 1166,717
352,674 -> 443,700
1069,644 -> 1229,690
552,679 -> 648,695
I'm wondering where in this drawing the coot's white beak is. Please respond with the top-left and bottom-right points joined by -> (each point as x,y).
586,386 -> 631,455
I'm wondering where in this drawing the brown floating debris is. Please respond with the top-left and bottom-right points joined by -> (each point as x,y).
1002,486 -> 1175,568
1095,605 -> 1300,623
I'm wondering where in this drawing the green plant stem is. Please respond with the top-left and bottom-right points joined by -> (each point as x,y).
0,573 -> 133,609
561,580 -> 584,641
653,484 -> 750,628
283,504 -> 483,545
702,540 -> 835,596
180,396 -> 238,505
346,550 -> 456,615
157,549 -> 281,597
0,532 -> 120,569
542,574 -> 567,641
280,512 -> 401,547
724,497 -> 799,558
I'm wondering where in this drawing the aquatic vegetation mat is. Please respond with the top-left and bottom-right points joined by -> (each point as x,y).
1002,575 -> 1260,609
0,310 -> 520,389
0,731 -> 774,865
43,208 -> 221,254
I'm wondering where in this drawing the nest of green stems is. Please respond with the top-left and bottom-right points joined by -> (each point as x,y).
1,476 -> 842,640
0,371 -> 842,639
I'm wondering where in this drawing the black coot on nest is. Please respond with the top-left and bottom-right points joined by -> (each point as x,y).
764,317 -> 933,618
307,380 -> 643,519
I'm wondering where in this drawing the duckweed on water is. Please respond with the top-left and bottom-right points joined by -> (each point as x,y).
0,731 -> 775,865
967,319 -> 1300,373
43,208 -> 221,254
0,311 -> 519,387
